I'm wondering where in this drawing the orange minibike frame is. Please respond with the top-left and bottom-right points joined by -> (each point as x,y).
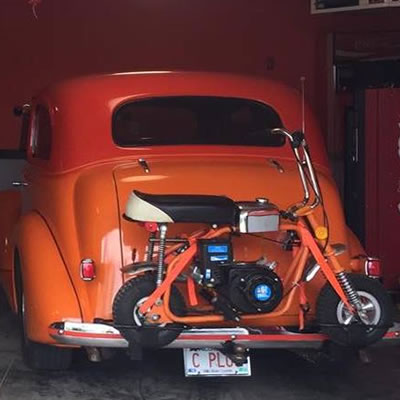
138,213 -> 353,326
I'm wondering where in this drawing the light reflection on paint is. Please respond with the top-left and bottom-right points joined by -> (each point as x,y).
98,229 -> 134,309
101,228 -> 123,265
100,229 -> 138,267
120,175 -> 167,183
111,71 -> 172,76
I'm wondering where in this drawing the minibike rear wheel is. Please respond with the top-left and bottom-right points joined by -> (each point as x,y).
113,273 -> 186,348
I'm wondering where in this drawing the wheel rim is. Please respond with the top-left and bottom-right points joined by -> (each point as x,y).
132,297 -> 149,326
336,290 -> 381,327
132,297 -> 168,328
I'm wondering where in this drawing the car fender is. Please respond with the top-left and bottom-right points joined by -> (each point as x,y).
15,212 -> 82,344
0,190 -> 22,309
346,226 -> 367,273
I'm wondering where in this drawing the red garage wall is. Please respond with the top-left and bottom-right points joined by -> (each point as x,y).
0,0 -> 399,149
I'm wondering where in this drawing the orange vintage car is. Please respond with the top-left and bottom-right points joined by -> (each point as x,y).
0,71 -> 395,374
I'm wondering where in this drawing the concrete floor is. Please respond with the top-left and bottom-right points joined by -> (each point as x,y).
1,292 -> 400,400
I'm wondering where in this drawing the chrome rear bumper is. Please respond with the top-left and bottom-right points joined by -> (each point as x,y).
49,321 -> 400,349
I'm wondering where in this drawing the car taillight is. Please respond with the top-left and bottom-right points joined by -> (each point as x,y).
365,257 -> 381,278
80,259 -> 96,281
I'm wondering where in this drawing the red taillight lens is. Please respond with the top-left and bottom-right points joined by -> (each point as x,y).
80,259 -> 96,281
144,222 -> 158,233
365,257 -> 381,278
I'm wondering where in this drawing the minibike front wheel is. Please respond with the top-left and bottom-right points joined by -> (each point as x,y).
316,274 -> 393,347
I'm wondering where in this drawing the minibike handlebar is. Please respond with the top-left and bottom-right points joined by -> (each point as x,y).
271,128 -> 322,216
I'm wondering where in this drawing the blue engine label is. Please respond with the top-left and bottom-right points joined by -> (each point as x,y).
254,284 -> 272,302
210,254 -> 229,262
207,245 -> 229,254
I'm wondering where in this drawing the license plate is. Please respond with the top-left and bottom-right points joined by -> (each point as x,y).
183,348 -> 251,377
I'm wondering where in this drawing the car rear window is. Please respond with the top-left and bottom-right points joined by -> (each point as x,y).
112,96 -> 284,147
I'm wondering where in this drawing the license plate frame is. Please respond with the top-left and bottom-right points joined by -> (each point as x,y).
183,348 -> 251,377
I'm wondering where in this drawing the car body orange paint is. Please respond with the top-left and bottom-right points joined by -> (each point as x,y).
0,71 -> 365,346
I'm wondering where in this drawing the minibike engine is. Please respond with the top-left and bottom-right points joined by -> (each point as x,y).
192,199 -> 283,315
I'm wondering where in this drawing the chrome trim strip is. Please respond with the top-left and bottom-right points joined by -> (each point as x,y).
49,322 -> 400,349
52,335 -> 129,348
62,321 -> 120,334
49,321 -> 128,348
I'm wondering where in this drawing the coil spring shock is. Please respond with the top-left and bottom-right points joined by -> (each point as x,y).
146,231 -> 156,263
156,224 -> 168,287
336,271 -> 362,310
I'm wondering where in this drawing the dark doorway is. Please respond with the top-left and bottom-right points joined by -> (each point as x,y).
334,32 -> 400,290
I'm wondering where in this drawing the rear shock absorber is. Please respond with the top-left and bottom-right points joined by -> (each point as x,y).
335,272 -> 362,310
156,224 -> 168,287
146,231 -> 157,262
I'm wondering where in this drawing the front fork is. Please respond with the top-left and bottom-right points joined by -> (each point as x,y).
335,272 -> 363,312
304,215 -> 362,316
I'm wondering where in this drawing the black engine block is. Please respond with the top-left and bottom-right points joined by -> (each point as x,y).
196,238 -> 283,314
221,263 -> 283,314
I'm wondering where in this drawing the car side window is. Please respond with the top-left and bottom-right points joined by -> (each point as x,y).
32,105 -> 52,160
